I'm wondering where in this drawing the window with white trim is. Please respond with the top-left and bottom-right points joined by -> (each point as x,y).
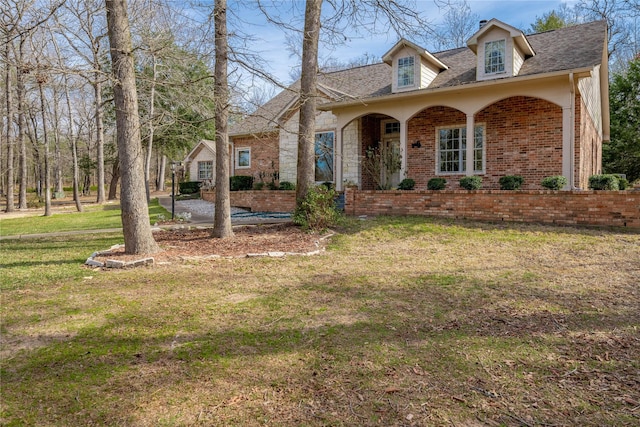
437,125 -> 485,174
484,40 -> 505,74
197,161 -> 213,180
384,121 -> 400,134
235,147 -> 251,169
315,131 -> 334,182
397,56 -> 415,88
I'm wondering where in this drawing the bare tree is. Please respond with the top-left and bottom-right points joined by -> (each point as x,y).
105,0 -> 159,254
2,28 -> 15,212
212,0 -> 233,238
432,0 -> 479,50
35,69 -> 52,216
56,0 -> 108,204
62,72 -> 84,212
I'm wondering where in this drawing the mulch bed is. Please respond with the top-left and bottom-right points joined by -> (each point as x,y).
91,223 -> 326,265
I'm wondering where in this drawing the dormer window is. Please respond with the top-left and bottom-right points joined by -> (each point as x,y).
484,40 -> 505,74
397,56 -> 415,87
383,39 -> 447,93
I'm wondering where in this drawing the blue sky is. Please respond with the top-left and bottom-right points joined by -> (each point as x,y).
235,1 -> 577,85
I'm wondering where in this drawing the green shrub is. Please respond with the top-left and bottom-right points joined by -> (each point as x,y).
397,178 -> 416,190
229,175 -> 254,191
279,181 -> 296,190
321,181 -> 334,190
254,182 -> 265,190
589,174 -> 619,190
616,175 -> 629,190
293,185 -> 340,231
540,175 -> 567,190
178,181 -> 202,194
427,177 -> 447,190
267,182 -> 278,190
499,175 -> 524,190
459,176 -> 482,190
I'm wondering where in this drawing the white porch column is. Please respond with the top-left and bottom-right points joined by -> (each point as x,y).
562,106 -> 573,189
335,126 -> 343,191
465,114 -> 474,175
400,120 -> 407,179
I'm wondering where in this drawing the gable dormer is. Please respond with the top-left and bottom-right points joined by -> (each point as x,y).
466,19 -> 535,81
382,39 -> 448,93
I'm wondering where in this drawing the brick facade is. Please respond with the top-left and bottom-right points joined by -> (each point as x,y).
344,188 -> 640,228
231,134 -> 279,185
404,97 -> 565,190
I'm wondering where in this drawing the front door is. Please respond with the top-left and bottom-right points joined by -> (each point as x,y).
381,137 -> 401,189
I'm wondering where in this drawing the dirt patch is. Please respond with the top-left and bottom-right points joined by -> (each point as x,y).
91,223 -> 327,264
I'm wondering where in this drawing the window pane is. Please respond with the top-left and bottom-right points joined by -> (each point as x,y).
315,132 -> 334,182
237,149 -> 250,168
385,121 -> 400,134
397,56 -> 414,87
484,40 -> 505,74
198,161 -> 213,180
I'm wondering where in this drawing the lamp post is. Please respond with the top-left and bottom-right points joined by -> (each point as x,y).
170,161 -> 177,220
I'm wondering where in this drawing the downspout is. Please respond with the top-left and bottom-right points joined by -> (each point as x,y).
569,73 -> 576,189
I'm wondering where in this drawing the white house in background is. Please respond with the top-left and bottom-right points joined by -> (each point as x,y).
183,139 -> 216,187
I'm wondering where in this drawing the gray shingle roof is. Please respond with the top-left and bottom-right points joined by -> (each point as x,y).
230,20 -> 606,136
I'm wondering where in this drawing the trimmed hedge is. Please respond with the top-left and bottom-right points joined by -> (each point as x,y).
230,175 -> 254,191
427,177 -> 447,190
398,178 -> 416,190
589,174 -> 620,190
499,175 -> 524,190
459,176 -> 482,190
178,181 -> 202,194
279,181 -> 296,190
541,175 -> 567,190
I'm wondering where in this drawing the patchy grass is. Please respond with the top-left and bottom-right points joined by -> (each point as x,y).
1,216 -> 639,426
0,199 -> 169,237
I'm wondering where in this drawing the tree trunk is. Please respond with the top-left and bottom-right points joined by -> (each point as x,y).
156,154 -> 166,191
52,85 -> 64,194
212,0 -> 233,238
144,54 -> 157,202
295,0 -> 322,203
95,78 -> 106,204
63,72 -> 83,212
16,37 -> 27,209
37,78 -> 52,217
108,156 -> 120,200
105,0 -> 159,254
4,41 -> 15,213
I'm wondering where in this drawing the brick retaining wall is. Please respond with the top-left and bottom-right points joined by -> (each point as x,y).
202,190 -> 296,213
344,188 -> 640,228
203,188 -> 639,228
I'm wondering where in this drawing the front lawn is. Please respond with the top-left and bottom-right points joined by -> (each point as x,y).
1,217 -> 638,426
0,199 -> 169,237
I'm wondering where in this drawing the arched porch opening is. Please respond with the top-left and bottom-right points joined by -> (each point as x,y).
405,105 -> 467,190
475,95 -> 564,189
339,112 -> 402,190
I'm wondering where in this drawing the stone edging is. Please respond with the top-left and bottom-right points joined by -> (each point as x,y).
85,244 -> 155,269
85,231 -> 334,269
